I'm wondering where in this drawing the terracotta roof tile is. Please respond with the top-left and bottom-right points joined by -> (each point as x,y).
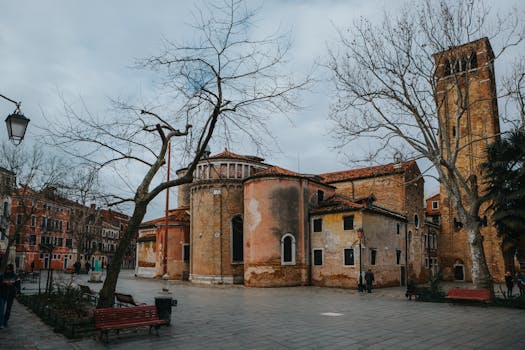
310,194 -> 366,214
250,166 -> 302,178
208,150 -> 264,163
319,161 -> 417,183
140,207 -> 190,227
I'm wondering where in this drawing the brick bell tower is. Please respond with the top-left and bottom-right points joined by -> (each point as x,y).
433,38 -> 504,282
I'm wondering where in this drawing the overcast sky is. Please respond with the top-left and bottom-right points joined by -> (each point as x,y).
0,0 -> 522,220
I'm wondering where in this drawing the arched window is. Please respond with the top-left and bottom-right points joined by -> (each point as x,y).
414,214 -> 419,228
281,233 -> 296,265
231,215 -> 243,263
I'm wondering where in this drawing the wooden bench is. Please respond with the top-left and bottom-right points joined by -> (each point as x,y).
114,292 -> 146,307
94,305 -> 167,343
79,284 -> 98,303
444,288 -> 491,303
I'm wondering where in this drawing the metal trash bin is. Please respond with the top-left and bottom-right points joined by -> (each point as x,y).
155,297 -> 175,325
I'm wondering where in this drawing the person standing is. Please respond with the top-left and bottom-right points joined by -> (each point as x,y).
73,261 -> 81,274
516,271 -> 525,297
30,261 -> 35,273
85,261 -> 91,274
364,269 -> 375,293
0,264 -> 20,328
505,271 -> 514,298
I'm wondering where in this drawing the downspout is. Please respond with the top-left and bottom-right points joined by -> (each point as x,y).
219,185 -> 223,284
163,142 -> 170,277
405,220 -> 408,283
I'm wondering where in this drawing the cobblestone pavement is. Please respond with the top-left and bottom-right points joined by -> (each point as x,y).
1,270 -> 523,349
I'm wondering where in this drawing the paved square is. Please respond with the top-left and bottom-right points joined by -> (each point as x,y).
1,270 -> 522,349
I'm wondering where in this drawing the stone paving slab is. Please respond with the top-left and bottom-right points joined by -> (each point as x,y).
1,270 -> 523,349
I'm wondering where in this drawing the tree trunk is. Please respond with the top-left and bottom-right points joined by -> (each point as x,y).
96,201 -> 148,308
465,219 -> 493,291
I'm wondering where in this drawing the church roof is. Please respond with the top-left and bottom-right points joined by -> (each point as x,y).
208,150 -> 265,163
319,161 -> 417,183
247,165 -> 327,184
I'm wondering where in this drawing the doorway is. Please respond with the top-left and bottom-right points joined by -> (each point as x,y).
400,266 -> 406,286
454,265 -> 465,281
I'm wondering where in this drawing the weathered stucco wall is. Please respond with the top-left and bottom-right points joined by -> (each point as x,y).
244,176 -> 312,287
311,211 -> 405,288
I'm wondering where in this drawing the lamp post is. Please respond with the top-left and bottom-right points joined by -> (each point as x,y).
357,228 -> 364,292
1,94 -> 30,145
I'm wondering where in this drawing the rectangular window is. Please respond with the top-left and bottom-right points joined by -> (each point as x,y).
313,249 -> 323,266
344,248 -> 355,266
15,233 -> 20,244
343,215 -> 354,230
31,215 -> 36,227
396,223 -> 400,235
317,190 -> 324,203
313,218 -> 322,232
58,238 -> 63,247
66,238 -> 73,248
17,214 -> 22,225
183,244 -> 190,263
396,249 -> 401,265
432,201 -> 438,210
30,234 -> 36,245
370,249 -> 377,265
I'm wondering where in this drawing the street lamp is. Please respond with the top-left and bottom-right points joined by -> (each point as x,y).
1,94 -> 30,145
357,228 -> 364,292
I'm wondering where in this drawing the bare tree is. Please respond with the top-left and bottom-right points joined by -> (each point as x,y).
327,0 -> 525,290
0,142 -> 67,272
62,168 -> 104,267
502,58 -> 525,129
43,0 -> 311,307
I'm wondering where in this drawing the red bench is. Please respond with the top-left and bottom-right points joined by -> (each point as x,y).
444,288 -> 491,303
94,305 -> 167,343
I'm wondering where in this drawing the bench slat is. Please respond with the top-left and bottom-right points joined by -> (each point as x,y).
445,288 -> 491,301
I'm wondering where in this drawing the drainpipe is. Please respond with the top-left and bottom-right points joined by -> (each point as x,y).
219,185 -> 223,284
405,221 -> 408,284
163,142 -> 170,277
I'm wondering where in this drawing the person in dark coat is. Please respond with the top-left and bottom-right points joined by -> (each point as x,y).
0,264 -> 20,328
517,271 -> 525,297
73,261 -> 81,274
364,269 -> 375,293
405,279 -> 416,300
85,261 -> 91,273
505,271 -> 514,298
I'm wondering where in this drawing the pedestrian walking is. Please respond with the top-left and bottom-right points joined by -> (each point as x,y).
30,261 -> 35,273
505,271 -> 514,298
0,264 -> 20,328
364,269 -> 375,293
85,261 -> 91,273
